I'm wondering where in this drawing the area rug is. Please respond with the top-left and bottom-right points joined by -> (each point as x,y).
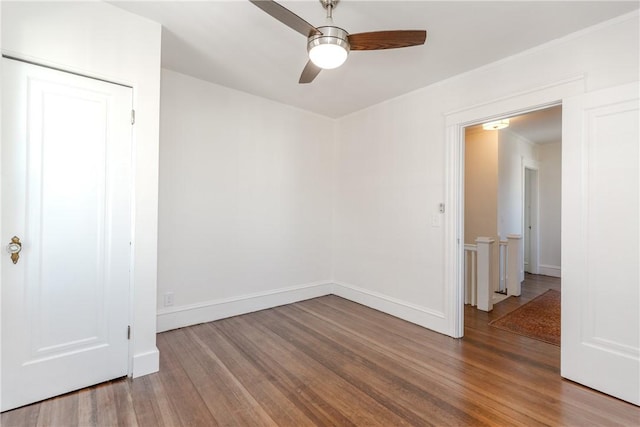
489,290 -> 560,346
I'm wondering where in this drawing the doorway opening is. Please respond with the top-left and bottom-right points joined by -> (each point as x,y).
461,105 -> 562,342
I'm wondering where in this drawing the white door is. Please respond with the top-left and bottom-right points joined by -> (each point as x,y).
1,58 -> 133,411
562,82 -> 639,405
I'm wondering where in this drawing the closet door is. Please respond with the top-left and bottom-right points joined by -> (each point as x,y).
1,58 -> 133,411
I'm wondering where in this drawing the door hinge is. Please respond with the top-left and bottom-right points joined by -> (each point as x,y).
127,325 -> 131,340
131,110 -> 135,125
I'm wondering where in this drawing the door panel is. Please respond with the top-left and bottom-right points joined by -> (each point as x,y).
1,58 -> 133,411
562,82 -> 639,405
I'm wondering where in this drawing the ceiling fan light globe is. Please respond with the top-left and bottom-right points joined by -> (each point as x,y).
307,26 -> 350,70
309,44 -> 348,69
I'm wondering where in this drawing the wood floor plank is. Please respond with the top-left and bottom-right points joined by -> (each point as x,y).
111,379 -> 137,427
130,373 -> 181,427
172,327 -> 276,426
76,387 -> 97,427
191,322 -> 318,426
154,332 -> 219,426
93,380 -> 122,427
282,302 -> 539,426
2,274 -> 639,426
257,306 -> 486,426
214,314 -> 380,426
288,302 -> 552,426
0,402 -> 40,427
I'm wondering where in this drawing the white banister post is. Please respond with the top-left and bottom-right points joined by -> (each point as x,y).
507,234 -> 523,296
475,237 -> 495,312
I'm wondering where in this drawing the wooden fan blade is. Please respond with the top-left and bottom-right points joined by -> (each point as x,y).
299,60 -> 322,84
250,0 -> 321,38
348,30 -> 427,51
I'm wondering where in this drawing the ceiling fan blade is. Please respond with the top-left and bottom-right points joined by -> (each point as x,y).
348,30 -> 427,51
299,60 -> 322,84
250,0 -> 321,38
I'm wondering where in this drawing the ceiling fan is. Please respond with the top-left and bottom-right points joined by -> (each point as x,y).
250,0 -> 427,84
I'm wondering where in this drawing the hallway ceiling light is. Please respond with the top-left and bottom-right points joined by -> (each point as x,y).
482,119 -> 510,130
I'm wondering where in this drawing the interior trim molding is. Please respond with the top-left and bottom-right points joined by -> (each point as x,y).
332,281 -> 450,336
444,75 -> 585,339
538,264 -> 561,278
156,280 -> 451,338
156,281 -> 333,333
445,75 -> 584,125
132,348 -> 160,378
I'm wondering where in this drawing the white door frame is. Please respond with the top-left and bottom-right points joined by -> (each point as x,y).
444,76 -> 584,338
523,161 -> 540,276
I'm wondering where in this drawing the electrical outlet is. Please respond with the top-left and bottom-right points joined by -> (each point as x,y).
164,292 -> 174,307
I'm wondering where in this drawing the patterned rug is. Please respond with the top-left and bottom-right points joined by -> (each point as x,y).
489,289 -> 560,346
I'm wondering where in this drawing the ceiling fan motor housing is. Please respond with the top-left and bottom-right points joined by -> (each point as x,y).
307,26 -> 351,69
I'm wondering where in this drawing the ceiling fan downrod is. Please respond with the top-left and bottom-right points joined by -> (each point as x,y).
320,0 -> 339,25
320,0 -> 339,19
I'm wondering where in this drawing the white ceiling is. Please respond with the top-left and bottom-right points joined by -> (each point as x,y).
469,105 -> 563,144
111,1 -> 638,118
508,105 -> 562,144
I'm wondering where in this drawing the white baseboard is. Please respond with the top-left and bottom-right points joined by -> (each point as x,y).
132,348 -> 159,378
156,280 -> 453,339
538,264 -> 561,278
332,281 -> 450,336
156,281 -> 333,333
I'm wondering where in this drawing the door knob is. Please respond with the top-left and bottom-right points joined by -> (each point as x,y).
7,236 -> 22,264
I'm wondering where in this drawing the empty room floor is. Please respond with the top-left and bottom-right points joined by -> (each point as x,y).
3,284 -> 639,426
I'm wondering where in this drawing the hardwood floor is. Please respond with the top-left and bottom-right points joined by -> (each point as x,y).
3,276 -> 639,426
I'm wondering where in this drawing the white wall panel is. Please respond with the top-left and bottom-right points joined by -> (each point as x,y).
158,70 -> 334,321
538,142 -> 562,270
334,13 -> 638,335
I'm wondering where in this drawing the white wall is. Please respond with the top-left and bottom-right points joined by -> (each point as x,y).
157,70 -> 335,331
538,142 -> 562,275
497,129 -> 538,281
465,128 -> 498,245
464,128 -> 499,291
334,12 -> 638,335
498,130 -> 538,240
333,91 -> 449,331
1,1 -> 162,377
0,1 -> 3,412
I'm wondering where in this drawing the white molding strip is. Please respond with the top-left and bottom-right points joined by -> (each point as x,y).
538,264 -> 561,278
332,281 -> 450,336
156,281 -> 333,333
156,280 -> 454,338
444,75 -> 584,126
132,348 -> 160,378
